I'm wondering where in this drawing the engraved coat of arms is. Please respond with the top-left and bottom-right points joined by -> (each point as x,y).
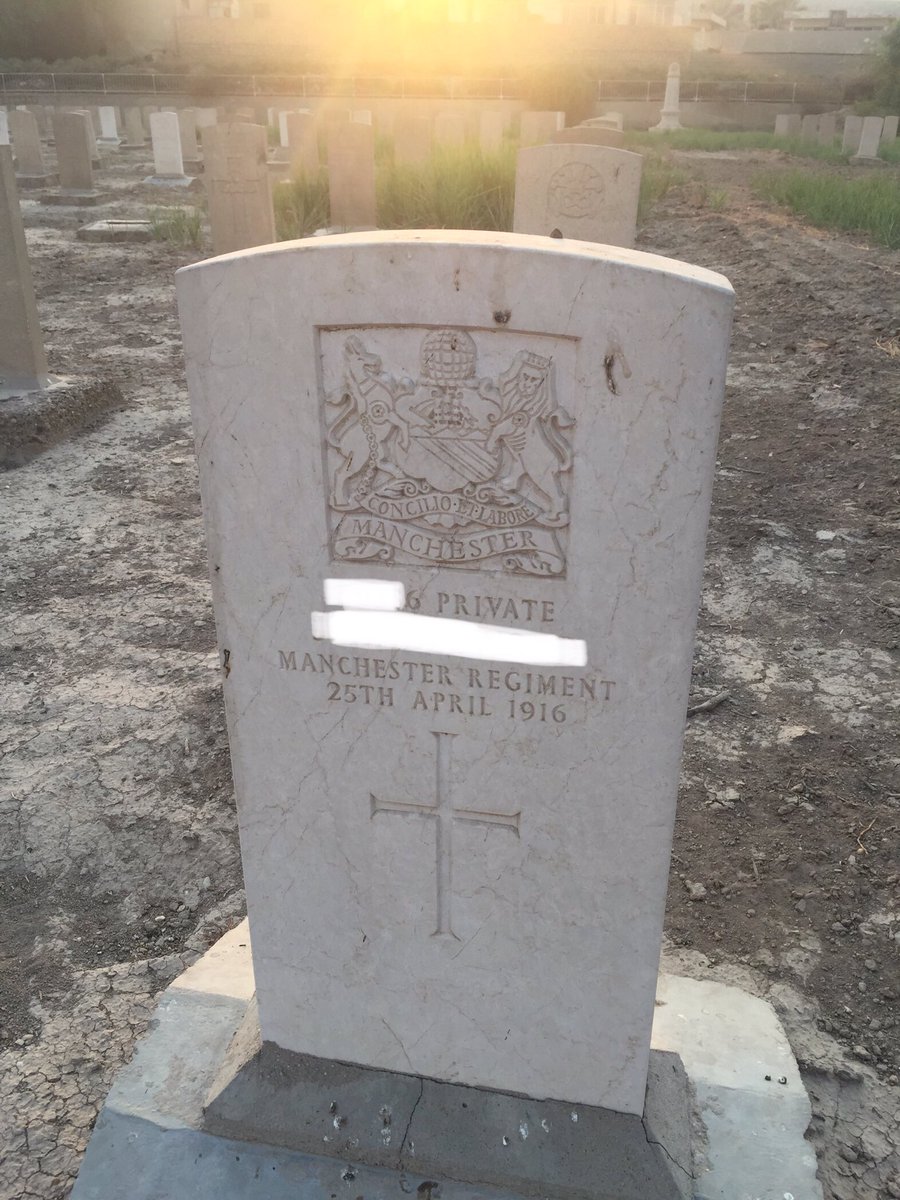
325,329 -> 574,576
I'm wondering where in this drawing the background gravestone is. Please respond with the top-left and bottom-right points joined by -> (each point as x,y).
327,122 -> 376,230
0,145 -> 49,394
51,110 -> 96,198
514,143 -> 643,247
177,108 -> 201,165
479,110 -> 506,152
434,112 -> 467,147
852,115 -> 884,162
149,111 -> 186,180
123,106 -> 146,148
519,109 -> 565,145
9,109 -> 54,186
800,113 -> 819,141
176,230 -> 733,1121
285,111 -> 319,176
882,114 -> 899,143
817,112 -> 837,145
97,106 -> 121,147
842,114 -> 863,154
553,125 -> 625,148
202,123 -> 275,256
393,113 -> 432,165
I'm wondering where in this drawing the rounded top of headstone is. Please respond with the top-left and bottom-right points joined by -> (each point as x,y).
420,329 -> 477,383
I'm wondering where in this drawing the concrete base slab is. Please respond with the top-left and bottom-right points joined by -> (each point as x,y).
15,172 -> 58,189
41,190 -> 103,207
76,219 -> 153,243
0,376 -> 125,468
849,155 -> 886,166
204,1012 -> 691,1200
70,922 -> 823,1200
142,174 -> 196,188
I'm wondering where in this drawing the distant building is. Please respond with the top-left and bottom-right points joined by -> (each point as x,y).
787,7 -> 895,27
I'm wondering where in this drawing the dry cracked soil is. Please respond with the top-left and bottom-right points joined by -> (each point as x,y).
0,143 -> 898,1199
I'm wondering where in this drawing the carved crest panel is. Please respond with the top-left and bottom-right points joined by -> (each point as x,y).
320,326 -> 576,577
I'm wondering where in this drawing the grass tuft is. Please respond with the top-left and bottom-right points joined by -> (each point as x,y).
752,169 -> 900,248
148,207 -> 203,248
377,144 -> 516,231
273,169 -> 330,239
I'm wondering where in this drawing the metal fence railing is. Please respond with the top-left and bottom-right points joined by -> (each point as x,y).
0,71 -> 847,104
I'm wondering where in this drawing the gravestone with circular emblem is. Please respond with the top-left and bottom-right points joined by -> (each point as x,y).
513,142 -> 643,248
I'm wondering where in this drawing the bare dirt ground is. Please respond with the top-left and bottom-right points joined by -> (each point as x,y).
1,144 -> 898,1199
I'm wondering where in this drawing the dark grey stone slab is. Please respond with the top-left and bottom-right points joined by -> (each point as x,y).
204,1006 -> 693,1200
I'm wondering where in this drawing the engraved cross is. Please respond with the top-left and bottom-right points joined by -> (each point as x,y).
370,731 -> 521,940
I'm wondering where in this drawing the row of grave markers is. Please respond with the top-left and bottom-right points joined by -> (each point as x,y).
774,110 -> 899,159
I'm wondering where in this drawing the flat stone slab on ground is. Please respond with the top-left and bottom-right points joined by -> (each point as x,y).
70,922 -> 824,1200
142,175 -> 196,188
41,190 -> 103,207
76,219 -> 154,243
0,376 -> 125,468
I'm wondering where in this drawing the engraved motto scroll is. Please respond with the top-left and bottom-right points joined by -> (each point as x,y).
322,327 -> 575,578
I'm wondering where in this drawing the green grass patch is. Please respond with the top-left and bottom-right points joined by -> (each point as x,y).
638,156 -> 690,220
377,144 -> 515,231
147,207 -> 203,248
274,169 -> 330,239
753,169 -> 900,248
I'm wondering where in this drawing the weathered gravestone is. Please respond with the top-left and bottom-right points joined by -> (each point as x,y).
882,114 -> 899,142
650,63 -> 682,133
0,144 -> 122,465
0,145 -> 48,394
841,113 -> 863,154
48,110 -> 99,203
393,113 -> 432,165
168,230 -> 735,1197
775,113 -> 801,137
800,113 -> 819,141
147,110 -> 191,185
851,115 -> 884,162
434,111 -> 467,146
178,108 -> 201,165
202,123 -> 275,255
519,109 -> 565,145
97,106 -> 121,147
514,143 -> 642,247
817,112 -> 837,145
9,108 -> 55,187
0,109 -> 9,145
479,109 -> 506,152
327,122 -> 376,230
122,106 -> 146,148
67,108 -> 101,165
552,125 -> 625,148
285,111 -> 319,175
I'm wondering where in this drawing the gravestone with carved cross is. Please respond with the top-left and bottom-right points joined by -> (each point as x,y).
176,230 -> 733,1195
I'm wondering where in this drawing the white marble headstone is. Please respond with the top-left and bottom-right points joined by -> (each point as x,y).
841,114 -> 863,154
98,105 -> 121,145
514,144 -> 643,248
853,115 -> 884,160
519,110 -> 565,145
177,231 -> 733,1118
150,111 -> 185,178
